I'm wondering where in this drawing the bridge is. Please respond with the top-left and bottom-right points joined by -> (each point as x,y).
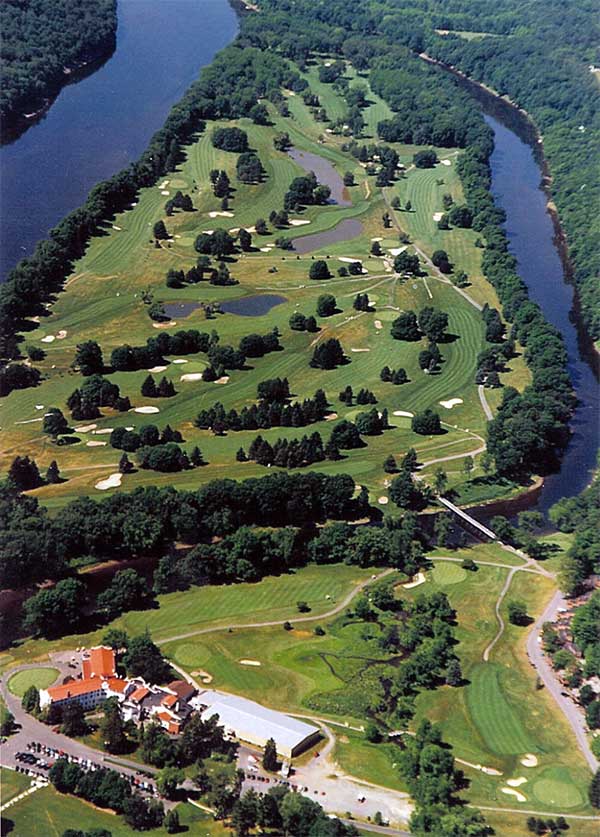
437,496 -> 498,541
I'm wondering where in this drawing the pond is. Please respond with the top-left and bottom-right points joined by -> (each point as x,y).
291,217 -> 364,255
288,148 -> 351,206
220,294 -> 287,317
162,300 -> 202,319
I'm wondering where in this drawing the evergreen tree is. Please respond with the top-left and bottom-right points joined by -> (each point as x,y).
383,454 -> 397,474
100,697 -> 128,754
141,374 -> 157,398
164,809 -> 181,834
190,446 -> 204,467
262,737 -> 278,771
158,377 -> 176,397
8,455 -> 42,491
119,452 -> 133,474
43,407 -> 69,440
153,220 -> 169,240
236,447 -> 247,462
22,686 -> 40,715
45,460 -> 61,484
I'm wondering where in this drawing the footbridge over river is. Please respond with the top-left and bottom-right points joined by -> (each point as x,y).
437,497 -> 498,542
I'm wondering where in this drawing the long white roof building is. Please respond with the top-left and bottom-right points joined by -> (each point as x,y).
194,689 -> 321,758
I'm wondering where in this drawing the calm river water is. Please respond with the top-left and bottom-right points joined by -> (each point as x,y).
0,0 -> 238,278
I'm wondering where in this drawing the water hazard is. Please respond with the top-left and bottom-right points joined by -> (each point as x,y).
220,294 -> 287,317
288,148 -> 351,206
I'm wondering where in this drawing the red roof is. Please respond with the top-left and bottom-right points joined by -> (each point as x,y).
156,711 -> 180,734
130,687 -> 150,703
88,646 -> 116,678
162,694 -> 178,708
48,678 -> 103,701
167,680 -> 196,700
105,678 -> 128,694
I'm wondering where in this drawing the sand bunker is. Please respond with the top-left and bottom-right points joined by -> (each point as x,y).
125,426 -> 134,431
180,373 -> 204,382
432,212 -> 444,222
172,359 -> 188,364
133,406 -> 160,414
501,788 -> 526,802
374,320 -> 383,329
240,659 -> 261,667
260,247 -> 272,252
403,572 -> 426,589
153,321 -> 177,329
440,159 -> 452,166
378,496 -> 389,505
147,365 -> 168,373
388,246 -> 407,257
161,190 -> 170,196
158,180 -> 169,189
92,428 -> 113,435
521,754 -> 538,768
202,229 -> 214,235
15,417 -> 44,425
507,778 -> 527,787
35,404 -> 45,410
191,670 -> 213,683
208,211 -> 234,218
214,376 -> 230,384
112,225 -> 122,231
351,348 -> 370,353
95,473 -> 123,491
338,257 -> 362,263
440,398 -> 463,409
56,330 -> 67,339
324,412 -> 338,421
393,410 -> 414,417
86,440 -> 107,447
289,219 -> 311,226
371,237 -> 383,242
41,335 -> 55,343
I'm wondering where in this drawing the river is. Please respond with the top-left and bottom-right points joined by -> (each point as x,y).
0,0 -> 238,279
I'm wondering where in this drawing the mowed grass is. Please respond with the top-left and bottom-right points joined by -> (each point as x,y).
0,768 -> 33,806
3,61 -> 526,513
466,663 -> 535,756
0,564 -> 372,673
5,785 -> 227,837
7,667 -> 59,697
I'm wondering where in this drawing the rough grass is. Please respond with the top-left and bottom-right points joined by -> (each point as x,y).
0,767 -> 33,806
7,667 -> 59,697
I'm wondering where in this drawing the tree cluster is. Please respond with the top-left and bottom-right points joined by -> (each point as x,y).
195,389 -> 328,434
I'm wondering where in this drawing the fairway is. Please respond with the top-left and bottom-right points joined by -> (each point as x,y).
431,562 -> 467,585
466,663 -> 535,756
7,667 -> 58,697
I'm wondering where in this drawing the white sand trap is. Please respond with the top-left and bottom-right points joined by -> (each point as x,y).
15,417 -> 44,425
35,404 -> 44,410
125,426 -> 134,431
214,376 -> 230,384
92,428 -> 113,435
324,412 -> 338,421
161,190 -> 170,196
403,572 -> 426,589
95,473 -> 123,491
432,212 -> 444,221
75,424 -> 97,432
325,128 -> 334,134
191,670 -> 213,683
153,321 -> 177,329
440,398 -> 463,409
501,788 -> 526,802
202,229 -> 214,235
208,211 -> 234,218
289,218 -> 311,226
240,659 -> 261,667
521,754 -> 538,768
388,246 -> 407,256
378,496 -> 389,505
440,159 -> 452,166
374,320 -> 383,329
351,348 -> 370,353
172,359 -> 188,364
324,61 -> 332,67
56,330 -> 67,339
133,406 -> 160,414
174,234 -> 181,239
86,440 -> 107,447
393,410 -> 414,417
371,237 -> 383,242
180,373 -> 204,382
338,257 -> 362,263
158,180 -> 169,189
147,365 -> 168,373
260,247 -> 272,252
41,335 -> 55,343
507,778 -> 527,787
112,225 -> 122,231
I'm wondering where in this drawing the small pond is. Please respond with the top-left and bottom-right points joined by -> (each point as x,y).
162,300 -> 202,318
292,218 -> 364,255
220,294 -> 287,317
288,148 -> 351,206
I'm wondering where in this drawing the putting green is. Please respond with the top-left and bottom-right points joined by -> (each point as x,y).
8,667 -> 59,697
172,643 -> 212,669
532,768 -> 584,808
375,309 -> 400,321
432,562 -> 467,585
169,178 -> 189,189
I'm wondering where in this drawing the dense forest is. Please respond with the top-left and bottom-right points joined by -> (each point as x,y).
0,0 -> 117,135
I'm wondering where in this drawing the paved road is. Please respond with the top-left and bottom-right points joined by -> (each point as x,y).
526,590 -> 599,773
156,568 -> 395,646
478,384 -> 493,420
483,566 -> 519,662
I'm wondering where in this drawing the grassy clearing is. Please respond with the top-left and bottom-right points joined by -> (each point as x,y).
333,727 -> 408,792
2,62 -> 525,512
5,785 -> 226,837
7,667 -> 59,697
0,767 -> 33,806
